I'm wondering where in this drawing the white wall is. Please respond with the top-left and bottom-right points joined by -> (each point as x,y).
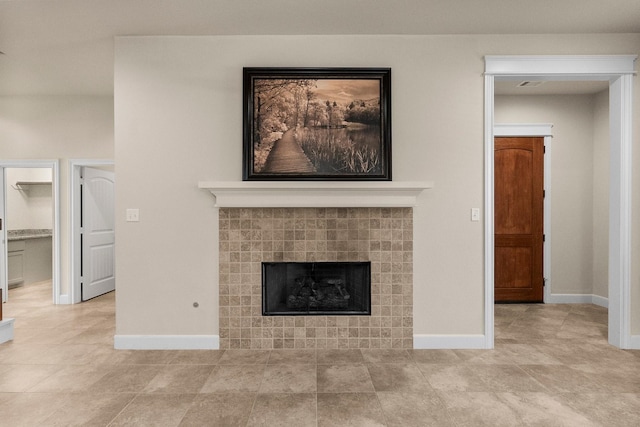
114,34 -> 640,340
0,95 -> 114,297
494,93 -> 609,297
5,168 -> 53,230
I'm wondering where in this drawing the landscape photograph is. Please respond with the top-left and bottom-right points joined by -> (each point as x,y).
244,69 -> 391,180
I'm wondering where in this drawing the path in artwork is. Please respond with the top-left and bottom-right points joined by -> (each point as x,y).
262,129 -> 316,174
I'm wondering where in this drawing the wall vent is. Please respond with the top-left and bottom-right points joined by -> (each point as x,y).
517,81 -> 546,88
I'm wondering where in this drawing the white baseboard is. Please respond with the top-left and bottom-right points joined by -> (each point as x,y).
590,295 -> 609,308
0,318 -> 15,344
546,293 -> 608,308
114,334 -> 220,350
57,294 -> 71,305
629,335 -> 640,350
413,334 -> 487,349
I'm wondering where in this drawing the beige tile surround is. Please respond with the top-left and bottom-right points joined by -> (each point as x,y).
219,207 -> 413,349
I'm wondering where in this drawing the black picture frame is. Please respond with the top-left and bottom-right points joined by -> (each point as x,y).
243,67 -> 391,181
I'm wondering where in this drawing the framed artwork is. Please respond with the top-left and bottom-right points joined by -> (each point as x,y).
243,67 -> 391,180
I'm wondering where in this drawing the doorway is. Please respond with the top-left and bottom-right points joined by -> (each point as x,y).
0,160 -> 60,304
70,160 -> 115,303
494,125 -> 553,305
484,55 -> 636,349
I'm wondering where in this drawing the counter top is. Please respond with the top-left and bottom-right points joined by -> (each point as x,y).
7,229 -> 52,241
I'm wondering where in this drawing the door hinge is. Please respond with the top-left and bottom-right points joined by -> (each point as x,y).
543,234 -> 546,242
543,189 -> 546,198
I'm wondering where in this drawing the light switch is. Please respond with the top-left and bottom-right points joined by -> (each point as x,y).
126,209 -> 140,222
471,208 -> 480,222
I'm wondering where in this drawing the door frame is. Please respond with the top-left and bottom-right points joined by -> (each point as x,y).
0,159 -> 61,304
69,159 -> 114,304
484,55 -> 637,349
494,124 -> 553,303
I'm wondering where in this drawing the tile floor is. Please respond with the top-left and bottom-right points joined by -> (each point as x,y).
1,282 -> 639,426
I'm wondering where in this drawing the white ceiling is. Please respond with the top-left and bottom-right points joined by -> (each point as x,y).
0,0 -> 639,96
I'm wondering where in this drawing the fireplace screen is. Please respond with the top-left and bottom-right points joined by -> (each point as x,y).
262,262 -> 371,316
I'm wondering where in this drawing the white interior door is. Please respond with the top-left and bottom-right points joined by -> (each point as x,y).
81,167 -> 115,301
0,167 -> 6,303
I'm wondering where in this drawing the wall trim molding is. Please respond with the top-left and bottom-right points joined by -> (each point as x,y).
546,293 -> 608,308
114,334 -> 220,350
413,334 -> 486,349
485,55 -> 637,77
591,295 -> 609,308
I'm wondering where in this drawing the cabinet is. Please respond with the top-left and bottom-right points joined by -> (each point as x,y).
8,240 -> 25,288
7,232 -> 52,288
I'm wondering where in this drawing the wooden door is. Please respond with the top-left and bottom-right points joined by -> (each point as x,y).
494,137 -> 544,303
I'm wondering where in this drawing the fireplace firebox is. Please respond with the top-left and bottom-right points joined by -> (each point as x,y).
262,262 -> 371,316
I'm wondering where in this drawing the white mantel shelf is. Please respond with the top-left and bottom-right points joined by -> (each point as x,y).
198,181 -> 433,208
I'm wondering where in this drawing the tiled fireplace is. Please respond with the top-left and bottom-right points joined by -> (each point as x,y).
218,207 -> 414,349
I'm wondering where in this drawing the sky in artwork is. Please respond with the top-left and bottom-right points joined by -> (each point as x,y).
314,79 -> 379,105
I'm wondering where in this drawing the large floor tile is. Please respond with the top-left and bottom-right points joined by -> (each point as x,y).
179,393 -> 256,426
267,348 -> 317,364
472,364 -> 547,392
169,349 -> 225,365
0,364 -> 59,392
42,392 -> 136,426
259,363 -> 316,393
361,348 -> 412,363
437,391 -> 522,427
557,392 -> 640,427
498,392 -> 598,427
27,363 -> 111,392
143,364 -> 215,394
88,364 -> 164,393
377,391 -> 454,426
247,393 -> 316,427
0,392 -> 71,426
408,349 -> 461,364
200,364 -> 265,393
317,363 -> 375,393
417,363 -> 487,392
218,349 -> 270,365
519,365 -> 601,393
317,348 -> 365,364
108,393 -> 195,427
367,363 -> 432,392
317,392 -> 386,427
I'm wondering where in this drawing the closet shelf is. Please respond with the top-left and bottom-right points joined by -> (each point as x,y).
11,181 -> 52,190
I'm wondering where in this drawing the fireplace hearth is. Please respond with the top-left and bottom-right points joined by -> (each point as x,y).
263,262 -> 371,316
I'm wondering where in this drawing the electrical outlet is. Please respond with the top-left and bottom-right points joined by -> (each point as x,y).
471,208 -> 480,222
126,208 -> 139,222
